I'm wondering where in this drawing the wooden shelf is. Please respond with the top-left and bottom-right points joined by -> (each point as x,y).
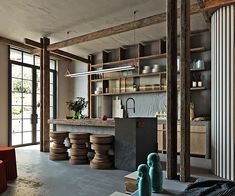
91,89 -> 166,96
190,87 -> 206,91
90,69 -> 207,83
91,72 -> 165,82
190,68 -> 206,72
139,53 -> 166,60
91,87 -> 207,96
90,47 -> 208,68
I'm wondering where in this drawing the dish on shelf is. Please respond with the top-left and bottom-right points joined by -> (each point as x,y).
144,66 -> 151,70
142,69 -> 151,74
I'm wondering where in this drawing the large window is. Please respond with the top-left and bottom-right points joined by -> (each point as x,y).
9,48 -> 57,146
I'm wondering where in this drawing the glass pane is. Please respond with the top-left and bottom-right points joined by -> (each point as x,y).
22,80 -> 32,94
23,67 -> 32,80
12,120 -> 22,133
36,131 -> 40,142
23,53 -> 33,65
50,107 -> 53,118
50,96 -> 54,107
12,78 -> 22,93
12,64 -> 22,78
12,106 -> 23,119
50,84 -> 53,95
23,93 -> 32,106
36,119 -> 40,130
12,133 -> 22,145
36,82 -> 40,94
23,132 -> 32,144
10,49 -> 22,62
35,56 -> 40,66
50,72 -> 54,83
37,107 -> 40,118
36,70 -> 40,82
50,60 -> 55,70
23,119 -> 32,132
23,106 -> 32,118
12,93 -> 22,106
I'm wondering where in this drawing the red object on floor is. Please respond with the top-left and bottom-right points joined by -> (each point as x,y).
0,147 -> 17,180
0,160 -> 7,193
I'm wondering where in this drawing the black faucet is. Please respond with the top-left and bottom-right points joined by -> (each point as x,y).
125,97 -> 135,118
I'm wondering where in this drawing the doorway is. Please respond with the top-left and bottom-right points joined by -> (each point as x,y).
9,48 -> 57,146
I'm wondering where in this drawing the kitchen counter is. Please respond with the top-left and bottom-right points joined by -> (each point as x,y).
48,118 -> 115,135
48,118 -> 115,127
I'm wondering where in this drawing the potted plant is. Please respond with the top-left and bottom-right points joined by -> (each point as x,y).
66,97 -> 88,119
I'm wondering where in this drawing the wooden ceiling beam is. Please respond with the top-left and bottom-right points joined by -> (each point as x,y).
46,3 -> 201,51
25,38 -> 42,48
47,1 -> 235,51
25,38 -> 88,63
0,36 -> 34,51
203,0 -> 235,11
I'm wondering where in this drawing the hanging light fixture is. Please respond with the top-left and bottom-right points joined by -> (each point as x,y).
65,64 -> 135,77
64,31 -> 71,76
65,11 -> 139,78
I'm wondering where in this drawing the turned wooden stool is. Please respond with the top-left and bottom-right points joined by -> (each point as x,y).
0,147 -> 17,180
0,160 -> 7,193
69,132 -> 89,165
90,134 -> 113,169
49,131 -> 69,161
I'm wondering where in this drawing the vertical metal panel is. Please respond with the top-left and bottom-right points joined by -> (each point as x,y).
212,5 -> 235,180
225,7 -> 231,179
211,12 -> 215,173
222,7 -> 226,179
231,5 -> 234,180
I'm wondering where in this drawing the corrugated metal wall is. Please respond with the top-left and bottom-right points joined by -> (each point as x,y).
211,5 -> 235,180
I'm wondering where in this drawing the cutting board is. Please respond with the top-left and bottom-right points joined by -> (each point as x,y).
112,97 -> 123,118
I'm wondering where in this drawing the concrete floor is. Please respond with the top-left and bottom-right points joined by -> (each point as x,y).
2,145 -> 129,196
2,145 -> 221,196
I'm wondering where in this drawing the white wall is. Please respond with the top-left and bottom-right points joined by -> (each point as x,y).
0,45 -> 9,146
72,61 -> 89,116
57,60 -> 74,118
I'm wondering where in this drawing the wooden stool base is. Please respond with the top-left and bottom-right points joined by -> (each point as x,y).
90,134 -> 113,170
49,152 -> 68,161
69,132 -> 90,165
49,131 -> 68,161
90,160 -> 112,169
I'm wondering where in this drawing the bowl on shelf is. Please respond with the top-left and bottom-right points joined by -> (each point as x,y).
142,69 -> 151,74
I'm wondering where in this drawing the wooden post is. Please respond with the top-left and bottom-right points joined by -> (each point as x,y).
42,37 -> 50,152
40,38 -> 44,152
180,0 -> 191,182
166,0 -> 178,179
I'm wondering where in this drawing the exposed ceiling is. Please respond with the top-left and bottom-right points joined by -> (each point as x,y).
0,0 -> 207,57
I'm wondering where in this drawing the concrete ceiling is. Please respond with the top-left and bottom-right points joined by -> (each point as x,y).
0,0 -> 207,57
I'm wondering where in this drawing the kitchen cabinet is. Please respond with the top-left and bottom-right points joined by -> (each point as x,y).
157,121 -> 211,158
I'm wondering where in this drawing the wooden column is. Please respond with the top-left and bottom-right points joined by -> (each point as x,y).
40,38 -> 44,152
166,0 -> 178,179
41,37 -> 50,152
180,0 -> 191,182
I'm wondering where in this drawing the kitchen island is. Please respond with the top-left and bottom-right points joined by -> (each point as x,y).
48,118 -> 115,135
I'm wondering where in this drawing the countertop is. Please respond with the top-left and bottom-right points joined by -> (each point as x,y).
48,118 -> 115,127
48,118 -> 210,127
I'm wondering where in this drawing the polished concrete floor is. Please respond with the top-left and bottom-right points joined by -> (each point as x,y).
2,145 -> 221,196
2,145 -> 129,196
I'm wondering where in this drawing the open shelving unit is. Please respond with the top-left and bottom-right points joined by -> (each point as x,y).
88,33 -> 211,118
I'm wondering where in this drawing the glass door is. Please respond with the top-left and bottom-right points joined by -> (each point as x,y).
9,48 -> 57,147
11,64 -> 35,145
